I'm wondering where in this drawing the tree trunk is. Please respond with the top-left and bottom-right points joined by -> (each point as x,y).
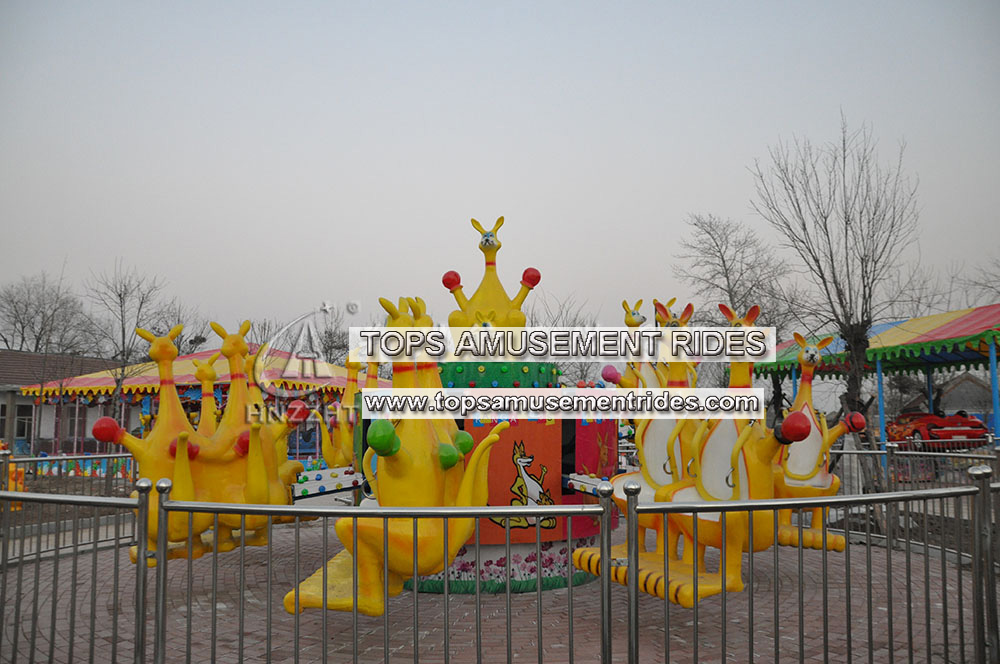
842,324 -> 871,414
769,372 -> 785,427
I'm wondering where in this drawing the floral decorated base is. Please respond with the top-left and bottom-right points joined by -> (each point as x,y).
403,536 -> 599,594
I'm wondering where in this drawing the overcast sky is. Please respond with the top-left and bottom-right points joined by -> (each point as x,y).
2,2 -> 998,331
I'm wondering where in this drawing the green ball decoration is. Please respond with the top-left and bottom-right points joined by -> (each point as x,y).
367,419 -> 401,456
454,430 -> 474,455
439,443 -> 460,469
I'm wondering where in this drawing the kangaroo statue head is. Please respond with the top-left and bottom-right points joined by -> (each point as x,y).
622,299 -> 646,327
137,324 -> 183,363
472,216 -> 504,256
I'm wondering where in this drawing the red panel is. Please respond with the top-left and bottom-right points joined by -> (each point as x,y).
465,418 -> 563,545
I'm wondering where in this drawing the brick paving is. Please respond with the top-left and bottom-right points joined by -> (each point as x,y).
1,517 -> 982,663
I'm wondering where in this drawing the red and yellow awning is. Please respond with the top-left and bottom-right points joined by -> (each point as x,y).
756,303 -> 1000,379
21,346 -> 390,397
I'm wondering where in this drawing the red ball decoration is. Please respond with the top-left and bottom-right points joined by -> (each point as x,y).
846,412 -> 866,432
781,411 -> 812,442
233,431 -> 251,456
513,381 -> 520,387
577,380 -> 586,388
442,271 -> 462,291
469,381 -> 476,387
92,416 -> 122,444
169,437 -> 200,460
520,267 -> 541,288
601,365 -> 622,384
286,400 -> 310,425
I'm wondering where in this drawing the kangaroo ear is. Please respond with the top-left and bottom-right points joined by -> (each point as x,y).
744,305 -> 760,325
666,297 -> 677,309
793,332 -> 807,348
718,304 -> 735,322
680,303 -> 694,325
136,327 -> 156,343
653,300 -> 670,321
168,324 -> 184,340
492,216 -> 504,233
622,300 -> 630,313
817,336 -> 834,349
238,320 -> 251,337
210,322 -> 227,339
379,297 -> 399,319
208,351 -> 221,365
471,218 -> 486,234
635,299 -> 643,310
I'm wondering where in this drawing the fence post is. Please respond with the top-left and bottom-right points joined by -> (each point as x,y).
0,448 -> 10,491
153,479 -> 172,664
968,465 -> 997,663
886,442 -> 898,549
597,481 -> 614,664
624,480 -> 641,664
134,478 -> 152,664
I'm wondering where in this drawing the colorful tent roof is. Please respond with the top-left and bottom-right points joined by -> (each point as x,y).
755,303 -> 1000,380
20,345 -> 391,396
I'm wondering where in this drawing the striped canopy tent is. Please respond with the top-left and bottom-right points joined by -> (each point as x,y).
755,303 -> 1000,442
20,345 -> 390,399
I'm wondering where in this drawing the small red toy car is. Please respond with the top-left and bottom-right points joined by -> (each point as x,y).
886,411 -> 989,450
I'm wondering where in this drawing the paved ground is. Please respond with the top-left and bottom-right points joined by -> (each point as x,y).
0,514 -> 984,664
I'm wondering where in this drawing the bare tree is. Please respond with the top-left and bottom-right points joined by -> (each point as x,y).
152,299 -> 208,355
526,292 -> 601,385
0,270 -> 98,355
750,116 -> 920,415
85,260 -> 166,403
318,306 -> 350,366
245,317 -> 286,349
0,268 -> 104,453
676,214 -> 804,413
963,257 -> 1000,305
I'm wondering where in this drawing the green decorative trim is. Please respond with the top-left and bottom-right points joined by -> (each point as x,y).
403,571 -> 596,594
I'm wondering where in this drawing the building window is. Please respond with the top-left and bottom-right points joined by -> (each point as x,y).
15,405 -> 33,440
0,403 -> 6,440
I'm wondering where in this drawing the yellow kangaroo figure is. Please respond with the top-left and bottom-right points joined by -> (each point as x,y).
317,359 -> 361,468
609,299 -> 701,560
443,217 -> 541,329
94,322 -> 309,563
649,304 -> 811,607
92,325 -> 215,563
773,333 -> 865,551
191,352 -> 221,437
286,297 -> 509,617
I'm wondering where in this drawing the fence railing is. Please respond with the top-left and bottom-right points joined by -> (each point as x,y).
1,469 -> 998,663
2,452 -> 138,498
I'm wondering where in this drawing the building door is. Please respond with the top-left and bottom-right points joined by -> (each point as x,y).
14,404 -> 33,455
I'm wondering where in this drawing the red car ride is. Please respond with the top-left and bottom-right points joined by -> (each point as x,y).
886,411 -> 989,450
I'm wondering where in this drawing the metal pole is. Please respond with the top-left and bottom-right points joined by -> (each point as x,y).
990,342 -> 1000,438
624,480 -> 640,664
134,479 -> 152,664
0,449 -> 9,492
926,366 -> 934,414
876,358 -> 887,451
886,443 -> 897,550
969,465 -> 998,663
597,481 -> 614,664
153,479 -> 172,664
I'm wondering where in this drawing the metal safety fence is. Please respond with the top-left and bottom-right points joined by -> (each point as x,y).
1,467 -> 998,663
